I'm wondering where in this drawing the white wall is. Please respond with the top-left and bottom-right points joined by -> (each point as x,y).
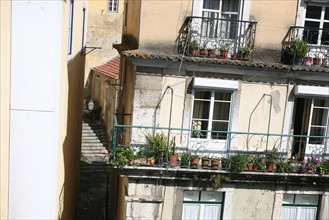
9,1 -> 62,218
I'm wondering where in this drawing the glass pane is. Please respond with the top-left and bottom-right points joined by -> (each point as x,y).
309,127 -> 326,144
283,194 -> 294,204
182,204 -> 200,220
203,0 -> 220,10
184,191 -> 200,201
192,120 -> 208,138
311,108 -> 328,126
213,102 -> 230,120
306,5 -> 321,19
300,207 -> 317,220
325,7 -> 329,20
195,91 -> 211,100
214,91 -> 231,101
193,100 -> 210,119
313,99 -> 328,107
304,21 -> 320,44
281,207 -> 298,220
321,23 -> 329,45
222,0 -> 239,12
295,194 -> 319,205
201,12 -> 219,38
203,205 -> 221,219
211,122 -> 228,139
200,191 -> 223,202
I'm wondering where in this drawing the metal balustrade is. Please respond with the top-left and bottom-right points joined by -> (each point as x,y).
176,16 -> 257,58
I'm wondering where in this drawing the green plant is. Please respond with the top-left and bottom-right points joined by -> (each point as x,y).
265,149 -> 279,165
109,145 -> 134,169
145,133 -> 168,159
283,40 -> 310,61
277,160 -> 290,172
239,47 -> 252,55
180,151 -> 192,161
168,138 -> 177,155
229,154 -> 250,172
190,40 -> 199,50
219,42 -> 230,51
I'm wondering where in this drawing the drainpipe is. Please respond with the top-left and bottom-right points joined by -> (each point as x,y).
247,94 -> 273,151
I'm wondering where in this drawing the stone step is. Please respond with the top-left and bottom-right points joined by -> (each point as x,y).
81,139 -> 105,144
82,123 -> 105,129
82,136 -> 105,140
82,143 -> 106,147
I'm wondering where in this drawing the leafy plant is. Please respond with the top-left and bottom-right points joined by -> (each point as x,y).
239,47 -> 252,55
190,40 -> 199,50
145,133 -> 168,159
168,137 -> 177,155
219,42 -> 231,51
179,151 -> 192,161
229,154 -> 250,172
265,149 -> 279,165
109,145 -> 134,169
283,40 -> 309,63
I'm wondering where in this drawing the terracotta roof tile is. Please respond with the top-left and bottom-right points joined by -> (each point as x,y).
92,55 -> 120,79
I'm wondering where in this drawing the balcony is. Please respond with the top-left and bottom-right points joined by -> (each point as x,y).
281,26 -> 329,66
176,16 -> 257,60
111,117 -> 329,178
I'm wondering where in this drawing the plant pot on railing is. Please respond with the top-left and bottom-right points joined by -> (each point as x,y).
211,158 -> 220,170
313,57 -> 321,65
304,56 -> 312,66
190,156 -> 200,169
169,154 -> 178,167
202,157 -> 211,169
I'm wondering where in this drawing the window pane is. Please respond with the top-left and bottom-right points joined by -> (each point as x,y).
306,5 -> 321,19
325,7 -> 329,20
222,0 -> 239,13
193,100 -> 210,119
182,204 -> 200,220
201,12 -> 219,38
321,23 -> 329,45
195,91 -> 211,100
211,122 -> 228,139
304,21 -> 320,44
295,195 -> 318,205
309,127 -> 326,144
203,0 -> 220,10
282,194 -> 294,204
192,120 -> 208,138
203,205 -> 221,220
200,191 -> 223,202
213,102 -> 230,120
281,207 -> 298,220
214,91 -> 231,101
311,108 -> 328,126
313,99 -> 328,107
184,191 -> 200,201
300,207 -> 317,220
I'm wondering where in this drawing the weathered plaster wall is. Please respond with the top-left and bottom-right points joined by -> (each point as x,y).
85,0 -> 123,84
232,187 -> 275,219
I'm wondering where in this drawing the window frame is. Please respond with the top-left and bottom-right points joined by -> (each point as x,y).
191,89 -> 233,140
108,0 -> 119,13
68,0 -> 74,55
281,194 -> 320,220
182,191 -> 225,220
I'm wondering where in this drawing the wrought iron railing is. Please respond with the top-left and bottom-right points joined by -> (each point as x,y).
281,26 -> 329,65
112,117 -> 329,163
176,16 -> 257,58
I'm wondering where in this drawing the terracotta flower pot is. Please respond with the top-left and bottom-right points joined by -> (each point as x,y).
313,57 -> 321,65
190,157 -> 200,169
202,158 -> 211,169
169,154 -> 178,166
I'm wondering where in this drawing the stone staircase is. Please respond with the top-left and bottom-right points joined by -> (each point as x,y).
81,119 -> 109,164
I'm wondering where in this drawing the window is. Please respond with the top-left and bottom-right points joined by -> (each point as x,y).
292,97 -> 329,159
182,191 -> 224,220
191,90 -> 232,140
303,4 -> 329,45
68,0 -> 74,55
201,0 -> 240,39
281,194 -> 319,220
108,0 -> 118,13
81,7 -> 86,50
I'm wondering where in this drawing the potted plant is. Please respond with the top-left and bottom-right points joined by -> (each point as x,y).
282,40 -> 309,65
110,145 -> 134,169
301,155 -> 321,174
221,157 -> 229,170
229,154 -> 250,173
145,133 -> 168,165
201,156 -> 211,169
199,41 -> 208,56
253,157 -> 265,171
276,159 -> 290,173
189,39 -> 199,56
179,151 -> 191,168
190,154 -> 200,169
246,155 -> 255,171
239,47 -> 252,60
211,157 -> 220,170
168,138 -> 178,166
219,43 -> 230,59
313,52 -> 322,65
265,149 -> 278,171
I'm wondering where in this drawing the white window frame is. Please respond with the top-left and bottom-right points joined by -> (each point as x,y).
280,194 -> 319,220
108,0 -> 118,13
182,191 -> 224,220
68,0 -> 74,55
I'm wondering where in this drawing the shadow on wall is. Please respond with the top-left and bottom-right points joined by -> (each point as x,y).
58,52 -> 86,219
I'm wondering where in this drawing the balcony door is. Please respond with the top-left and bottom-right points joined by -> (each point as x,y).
292,97 -> 329,159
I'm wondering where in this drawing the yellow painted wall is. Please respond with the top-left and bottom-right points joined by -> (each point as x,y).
85,0 -> 124,85
56,1 -> 86,219
0,1 -> 11,218
250,1 -> 298,49
138,0 -> 192,52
